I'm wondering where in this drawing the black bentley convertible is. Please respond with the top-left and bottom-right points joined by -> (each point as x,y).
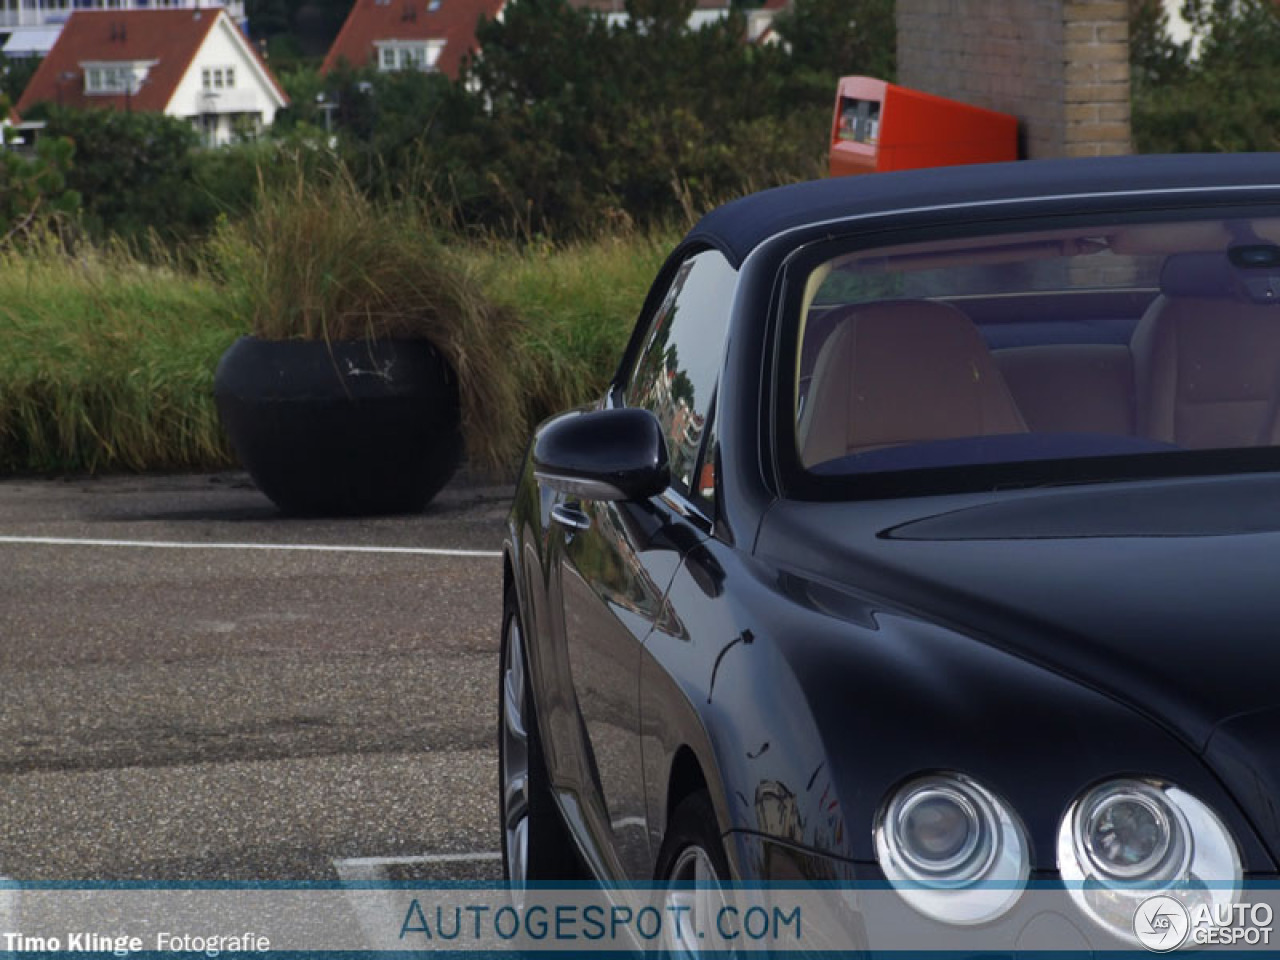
499,153 -> 1280,950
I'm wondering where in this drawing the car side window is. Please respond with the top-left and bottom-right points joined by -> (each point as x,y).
625,249 -> 737,496
692,396 -> 720,516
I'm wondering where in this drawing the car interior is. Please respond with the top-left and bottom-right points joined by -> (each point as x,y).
795,217 -> 1280,475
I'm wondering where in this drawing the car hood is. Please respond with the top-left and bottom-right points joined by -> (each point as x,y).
759,472 -> 1280,863
759,472 -> 1280,754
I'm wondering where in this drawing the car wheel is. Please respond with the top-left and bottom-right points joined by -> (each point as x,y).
499,583 -> 579,891
656,791 -> 733,957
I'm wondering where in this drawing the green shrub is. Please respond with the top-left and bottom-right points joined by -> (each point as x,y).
0,125 -> 79,244
38,107 -> 201,243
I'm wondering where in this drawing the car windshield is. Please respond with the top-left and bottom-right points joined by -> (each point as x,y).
792,210 -> 1280,490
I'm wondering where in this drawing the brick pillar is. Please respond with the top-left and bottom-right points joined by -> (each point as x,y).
896,0 -> 1131,159
1063,0 -> 1132,156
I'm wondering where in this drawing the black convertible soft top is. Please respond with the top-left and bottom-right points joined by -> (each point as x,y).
685,152 -> 1280,267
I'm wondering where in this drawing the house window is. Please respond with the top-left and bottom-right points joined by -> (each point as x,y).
428,0 -> 441,10
84,64 -> 138,94
203,66 -> 235,90
375,40 -> 443,72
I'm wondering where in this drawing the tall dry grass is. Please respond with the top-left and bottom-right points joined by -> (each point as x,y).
468,233 -> 673,429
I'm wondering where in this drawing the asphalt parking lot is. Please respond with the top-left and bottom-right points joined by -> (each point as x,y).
0,471 -> 511,881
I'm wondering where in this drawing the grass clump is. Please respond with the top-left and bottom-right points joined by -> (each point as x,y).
0,238 -> 240,473
206,172 -> 525,474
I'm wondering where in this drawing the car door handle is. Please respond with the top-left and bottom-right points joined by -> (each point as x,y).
551,502 -> 591,531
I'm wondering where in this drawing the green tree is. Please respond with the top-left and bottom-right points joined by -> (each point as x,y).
624,0 -> 697,39
40,107 -> 201,240
245,0 -> 291,40
1188,0 -> 1280,72
443,0 -> 827,233
0,55 -> 42,103
0,95 -> 79,243
244,0 -> 351,58
1131,0 -> 1280,152
1129,0 -> 1187,88
773,0 -> 896,82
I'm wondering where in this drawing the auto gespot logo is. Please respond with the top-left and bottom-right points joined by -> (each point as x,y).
1134,896 -> 1273,952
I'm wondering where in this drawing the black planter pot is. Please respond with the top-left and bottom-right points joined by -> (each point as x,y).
214,336 -> 463,516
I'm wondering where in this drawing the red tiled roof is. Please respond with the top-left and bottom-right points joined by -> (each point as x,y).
16,8 -> 287,117
321,0 -> 506,78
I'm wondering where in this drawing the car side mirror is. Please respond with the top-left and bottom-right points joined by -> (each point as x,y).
533,407 -> 670,502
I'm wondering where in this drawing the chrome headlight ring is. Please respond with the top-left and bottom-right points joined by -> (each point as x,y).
1057,778 -> 1243,946
874,772 -> 1030,925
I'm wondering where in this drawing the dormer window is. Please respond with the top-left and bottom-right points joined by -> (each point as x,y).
373,39 -> 442,72
82,60 -> 154,95
373,39 -> 443,72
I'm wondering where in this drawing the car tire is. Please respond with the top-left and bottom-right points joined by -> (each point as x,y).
655,791 -> 734,955
499,582 -> 581,888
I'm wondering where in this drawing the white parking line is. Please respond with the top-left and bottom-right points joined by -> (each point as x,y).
0,536 -> 501,559
0,876 -> 17,934
335,851 -> 502,870
333,853 -> 503,951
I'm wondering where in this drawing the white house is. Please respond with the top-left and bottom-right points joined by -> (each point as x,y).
15,7 -> 287,146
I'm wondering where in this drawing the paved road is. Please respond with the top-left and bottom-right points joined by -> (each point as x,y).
0,472 -> 511,881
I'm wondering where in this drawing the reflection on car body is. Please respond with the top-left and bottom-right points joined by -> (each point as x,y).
499,153 -> 1280,951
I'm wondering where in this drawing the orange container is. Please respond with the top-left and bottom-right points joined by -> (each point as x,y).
829,76 -> 1018,178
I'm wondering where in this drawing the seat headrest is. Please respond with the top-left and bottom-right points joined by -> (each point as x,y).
1159,252 -> 1233,298
799,298 -> 1026,466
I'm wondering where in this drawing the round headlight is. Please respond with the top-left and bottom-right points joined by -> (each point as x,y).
1058,779 -> 1242,946
875,773 -> 1029,925
1081,784 -> 1182,882
894,785 -> 991,880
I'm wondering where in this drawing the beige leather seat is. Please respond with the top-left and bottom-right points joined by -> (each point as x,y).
995,344 -> 1135,436
798,299 -> 1027,468
1133,253 -> 1280,449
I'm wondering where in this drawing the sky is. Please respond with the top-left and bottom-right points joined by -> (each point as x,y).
1162,0 -> 1194,44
